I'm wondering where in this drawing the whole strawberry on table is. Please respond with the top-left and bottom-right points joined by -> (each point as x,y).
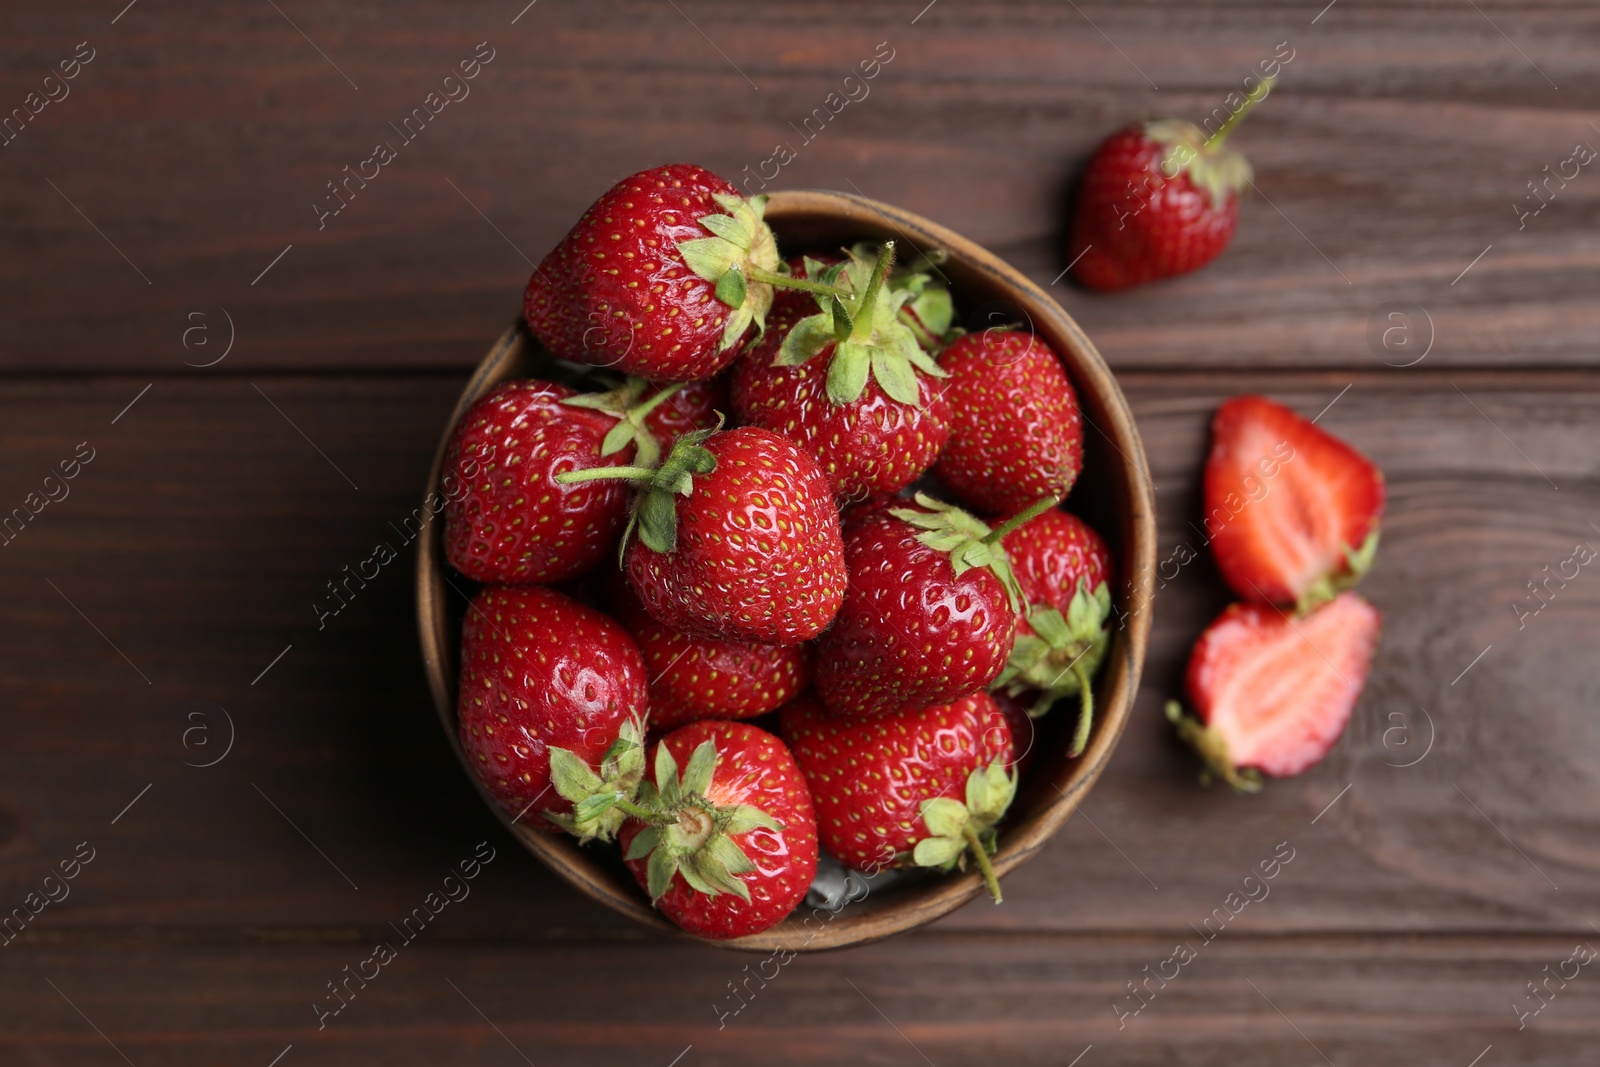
442,163 -> 1120,940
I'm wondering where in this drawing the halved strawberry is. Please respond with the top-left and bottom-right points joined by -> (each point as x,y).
1166,592 -> 1380,790
1205,395 -> 1384,613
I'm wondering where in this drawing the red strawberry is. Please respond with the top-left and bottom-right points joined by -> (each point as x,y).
457,585 -> 648,839
1068,80 -> 1273,291
442,379 -> 636,584
994,508 -> 1114,755
815,494 -> 1053,718
559,425 -> 846,645
639,375 -> 728,445
620,720 -> 818,940
781,693 -> 1016,901
732,243 -> 951,503
932,330 -> 1084,518
524,164 -> 792,381
1166,592 -> 1380,790
1205,394 -> 1385,612
607,582 -> 809,732
992,691 -> 1038,777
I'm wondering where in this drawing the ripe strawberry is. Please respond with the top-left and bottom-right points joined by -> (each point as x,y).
442,379 -> 637,584
558,425 -> 846,645
1166,592 -> 1381,790
781,693 -> 1016,901
524,164 -> 803,381
994,508 -> 1115,755
1205,394 -> 1385,612
1068,80 -> 1273,291
815,494 -> 1054,718
607,580 -> 809,731
731,243 -> 951,503
457,585 -> 648,839
932,330 -> 1084,518
619,720 -> 818,940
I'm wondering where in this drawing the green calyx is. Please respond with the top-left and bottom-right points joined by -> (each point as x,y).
560,377 -> 686,470
993,578 -> 1111,757
1164,701 -> 1262,794
675,192 -> 782,355
912,758 -> 1017,903
889,494 -> 1057,614
1296,528 -> 1381,616
623,739 -> 782,904
553,420 -> 722,556
1143,78 -> 1272,210
543,716 -> 648,843
773,241 -> 947,408
849,241 -> 955,351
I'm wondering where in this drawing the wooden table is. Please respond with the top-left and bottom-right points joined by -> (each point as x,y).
3,2 -> 1596,1063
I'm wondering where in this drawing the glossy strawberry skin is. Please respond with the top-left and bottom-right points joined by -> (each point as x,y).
620,720 -> 818,939
1205,395 -> 1385,606
457,585 -> 648,829
814,503 -> 1018,718
626,427 -> 847,646
608,582 -> 809,731
781,693 -> 1013,872
1186,593 -> 1380,777
642,374 -> 728,447
443,379 -> 632,584
731,291 -> 951,504
1004,509 -> 1114,625
932,330 -> 1083,518
1069,125 -> 1239,292
523,164 -> 753,381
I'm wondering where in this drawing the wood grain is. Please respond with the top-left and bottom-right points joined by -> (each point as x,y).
3,933 -> 1596,1066
1,2 -> 1596,373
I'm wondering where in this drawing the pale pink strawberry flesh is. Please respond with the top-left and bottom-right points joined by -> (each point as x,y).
1188,593 -> 1380,777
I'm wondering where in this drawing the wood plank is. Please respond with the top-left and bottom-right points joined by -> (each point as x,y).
1,2 -> 1596,372
2,371 -> 1595,940
2,934 -> 1596,1065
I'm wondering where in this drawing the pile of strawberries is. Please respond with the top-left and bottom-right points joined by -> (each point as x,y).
444,164 -> 1115,939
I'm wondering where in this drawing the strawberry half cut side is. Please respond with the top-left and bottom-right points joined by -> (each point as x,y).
1166,593 -> 1381,791
1205,394 -> 1385,613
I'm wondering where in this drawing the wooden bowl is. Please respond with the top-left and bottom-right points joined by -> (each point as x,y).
416,189 -> 1157,951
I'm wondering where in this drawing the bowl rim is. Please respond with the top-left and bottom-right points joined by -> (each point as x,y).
415,187 -> 1158,952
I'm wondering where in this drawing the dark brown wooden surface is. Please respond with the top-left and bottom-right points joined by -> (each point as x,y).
2,1 -> 1597,1063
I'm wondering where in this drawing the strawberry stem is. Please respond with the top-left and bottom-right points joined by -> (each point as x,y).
962,824 -> 1003,904
628,382 -> 685,421
746,266 -> 853,300
614,797 -> 668,824
849,241 -> 896,343
553,465 -> 657,486
982,496 -> 1059,546
1067,657 -> 1096,757
1203,76 -> 1275,151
